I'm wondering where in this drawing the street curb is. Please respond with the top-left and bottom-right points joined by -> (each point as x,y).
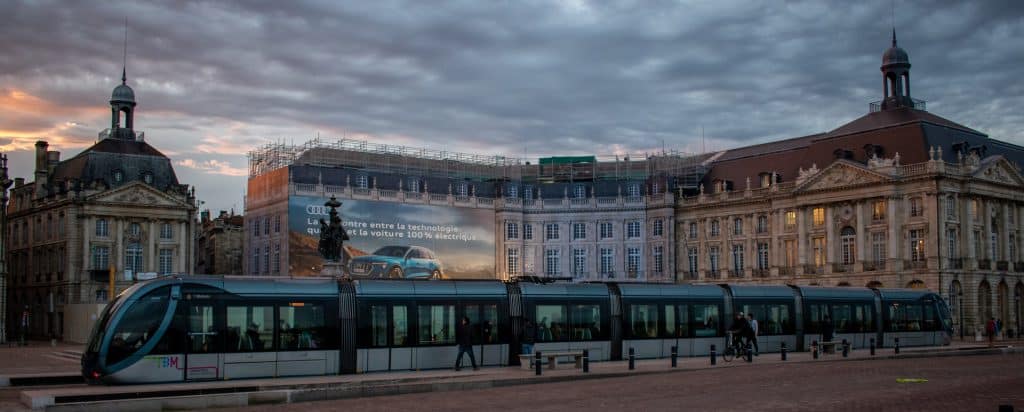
29,346 -> 1024,411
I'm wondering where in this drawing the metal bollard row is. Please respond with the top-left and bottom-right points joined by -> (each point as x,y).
780,342 -> 787,361
710,344 -> 717,365
671,346 -> 678,368
812,340 -> 819,359
894,337 -> 900,354
628,347 -> 635,370
870,338 -> 876,356
842,339 -> 849,358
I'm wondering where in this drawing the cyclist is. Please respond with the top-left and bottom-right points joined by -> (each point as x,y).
729,312 -> 749,351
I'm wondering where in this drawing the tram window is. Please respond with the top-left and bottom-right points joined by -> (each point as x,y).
482,305 -> 498,343
805,304 -> 824,334
393,306 -> 409,346
464,305 -> 482,344
106,287 -> 171,365
664,304 -> 689,338
419,304 -> 456,345
764,304 -> 792,335
535,305 -> 567,342
629,304 -> 659,339
279,303 -> 328,350
888,303 -> 924,332
922,304 -> 939,331
227,305 -> 274,352
664,305 -> 676,338
152,305 -> 186,354
570,304 -> 601,341
367,305 -> 387,347
832,304 -> 852,333
188,303 -> 217,353
691,304 -> 721,337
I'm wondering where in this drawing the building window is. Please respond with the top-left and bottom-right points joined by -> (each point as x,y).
356,174 -> 368,189
125,243 -> 143,273
756,215 -> 768,234
873,200 -> 886,221
524,185 -> 534,201
457,182 -> 469,197
627,183 -> 641,198
274,215 -> 281,233
600,222 -> 613,239
545,249 -> 560,275
573,248 -> 586,275
973,230 -> 982,259
506,222 -> 519,240
909,229 -> 925,262
142,172 -> 153,185
757,242 -> 769,270
507,248 -> 519,276
910,197 -> 923,217
627,221 -> 641,239
813,237 -> 826,268
96,219 -> 109,237
58,214 -> 65,237
92,246 -> 110,270
1011,234 -> 1017,262
709,246 -> 720,272
652,219 -> 664,237
812,207 -> 825,226
990,232 -> 998,262
569,222 -> 584,240
128,222 -> 141,236
264,216 -> 270,235
409,177 -> 421,193
253,249 -> 260,275
947,229 -> 958,260
784,239 -> 796,267
160,223 -> 173,239
253,218 -> 260,237
710,220 -> 720,237
840,227 -> 856,265
600,248 -> 614,276
113,170 -> 123,183
506,183 -> 517,198
545,223 -> 559,240
687,247 -> 698,274
159,249 -> 173,274
574,184 -> 586,199
688,222 -> 698,239
732,244 -> 744,273
523,224 -> 533,240
733,218 -> 743,235
972,199 -> 980,222
785,211 -> 796,228
759,173 -> 771,188
273,243 -> 281,273
627,247 -> 641,274
945,197 -> 956,219
653,246 -> 664,274
263,246 -> 270,273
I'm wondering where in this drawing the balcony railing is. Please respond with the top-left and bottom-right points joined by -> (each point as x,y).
1016,262 -> 1024,273
753,268 -> 770,278
947,258 -> 963,269
777,267 -> 794,276
996,261 -> 1009,271
869,98 -> 927,113
706,270 -> 721,280
728,269 -> 744,279
908,260 -> 927,269
978,260 -> 992,270
686,271 -> 698,280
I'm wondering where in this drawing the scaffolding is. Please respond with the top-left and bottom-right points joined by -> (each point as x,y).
248,137 -> 708,187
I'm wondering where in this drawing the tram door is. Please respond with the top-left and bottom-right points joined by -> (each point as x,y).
186,302 -> 221,381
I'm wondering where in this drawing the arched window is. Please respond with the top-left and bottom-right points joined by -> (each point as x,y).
840,227 -> 856,265
906,280 -> 926,289
866,280 -> 883,289
978,281 -> 992,320
756,215 -> 768,233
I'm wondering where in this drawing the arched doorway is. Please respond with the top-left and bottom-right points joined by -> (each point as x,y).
906,280 -> 926,289
978,280 -> 992,322
998,281 -> 1010,331
866,281 -> 883,289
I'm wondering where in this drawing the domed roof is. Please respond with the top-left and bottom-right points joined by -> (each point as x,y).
881,29 -> 910,67
111,83 -> 135,102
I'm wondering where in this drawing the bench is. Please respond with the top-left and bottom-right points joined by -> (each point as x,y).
518,350 -> 587,370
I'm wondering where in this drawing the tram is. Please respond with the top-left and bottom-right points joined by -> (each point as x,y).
82,276 -> 952,384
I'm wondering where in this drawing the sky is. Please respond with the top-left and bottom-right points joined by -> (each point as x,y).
1,0 -> 1022,213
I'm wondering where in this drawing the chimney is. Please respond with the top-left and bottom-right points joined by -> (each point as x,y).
14,177 -> 24,187
47,151 -> 60,167
34,141 -> 49,198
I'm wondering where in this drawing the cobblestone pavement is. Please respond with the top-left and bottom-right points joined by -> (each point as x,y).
217,353 -> 1024,412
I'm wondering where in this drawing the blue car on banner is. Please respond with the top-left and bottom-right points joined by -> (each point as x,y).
348,245 -> 445,279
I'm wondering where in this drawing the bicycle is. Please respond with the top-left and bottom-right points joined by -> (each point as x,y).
721,331 -> 746,362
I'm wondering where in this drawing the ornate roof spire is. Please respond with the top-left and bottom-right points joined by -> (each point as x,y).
891,27 -> 897,48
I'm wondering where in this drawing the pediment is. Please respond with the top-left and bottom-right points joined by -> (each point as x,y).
972,157 -> 1024,187
795,160 -> 891,193
89,182 -> 191,208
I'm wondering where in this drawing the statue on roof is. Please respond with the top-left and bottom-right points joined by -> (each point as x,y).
318,196 -> 350,262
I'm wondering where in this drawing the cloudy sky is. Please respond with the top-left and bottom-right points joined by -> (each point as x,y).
1,0 -> 1022,212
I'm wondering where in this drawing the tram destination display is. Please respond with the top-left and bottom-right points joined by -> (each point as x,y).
288,195 -> 495,278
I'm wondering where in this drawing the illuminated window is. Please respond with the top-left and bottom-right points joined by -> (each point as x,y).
507,249 -> 519,276
873,200 -> 886,220
909,229 -> 926,262
785,211 -> 796,227
813,208 -> 825,226
910,197 -> 923,217
813,237 -> 826,267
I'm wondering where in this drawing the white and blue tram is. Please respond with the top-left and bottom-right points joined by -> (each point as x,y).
82,276 -> 951,384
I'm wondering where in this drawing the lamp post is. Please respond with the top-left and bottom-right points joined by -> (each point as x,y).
0,153 -> 12,345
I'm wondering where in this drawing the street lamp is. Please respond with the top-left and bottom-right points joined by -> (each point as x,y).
0,153 -> 12,345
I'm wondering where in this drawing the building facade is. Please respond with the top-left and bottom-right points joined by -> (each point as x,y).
195,210 -> 244,275
4,71 -> 198,343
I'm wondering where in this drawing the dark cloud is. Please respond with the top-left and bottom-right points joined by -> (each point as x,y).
1,0 -> 1023,211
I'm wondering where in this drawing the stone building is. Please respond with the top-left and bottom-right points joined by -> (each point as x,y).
4,70 -> 197,342
676,33 -> 1024,337
195,210 -> 244,275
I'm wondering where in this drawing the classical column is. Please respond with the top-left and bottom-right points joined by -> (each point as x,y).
929,193 -> 940,269
855,201 -> 865,271
1002,203 -> 1011,262
179,221 -> 187,273
82,217 -> 91,273
888,196 -> 901,271
964,196 -> 975,266
797,207 -> 807,268
148,220 -> 157,273
983,200 -> 993,262
825,206 -> 835,273
114,219 -> 123,278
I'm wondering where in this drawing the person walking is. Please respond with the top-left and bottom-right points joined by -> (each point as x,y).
455,316 -> 478,371
746,313 -> 760,356
521,319 -> 536,367
821,315 -> 835,352
986,317 -> 997,348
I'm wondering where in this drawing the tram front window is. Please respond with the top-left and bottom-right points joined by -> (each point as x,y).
106,287 -> 171,365
85,293 -> 124,355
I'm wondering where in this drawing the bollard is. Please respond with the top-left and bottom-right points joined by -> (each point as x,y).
745,343 -> 753,362
812,340 -> 819,359
582,349 -> 589,373
894,337 -> 900,354
710,344 -> 717,365
535,351 -> 542,376
870,338 -> 876,356
842,339 -> 849,358
781,342 -> 787,361
628,347 -> 636,370
671,346 -> 678,368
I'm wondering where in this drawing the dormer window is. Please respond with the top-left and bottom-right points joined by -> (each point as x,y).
627,183 -> 641,198
759,173 -> 772,188
356,174 -> 368,189
507,184 -> 518,198
142,172 -> 153,185
112,170 -> 124,183
574,184 -> 586,199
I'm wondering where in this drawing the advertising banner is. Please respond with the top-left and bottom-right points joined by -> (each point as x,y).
288,195 -> 495,279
